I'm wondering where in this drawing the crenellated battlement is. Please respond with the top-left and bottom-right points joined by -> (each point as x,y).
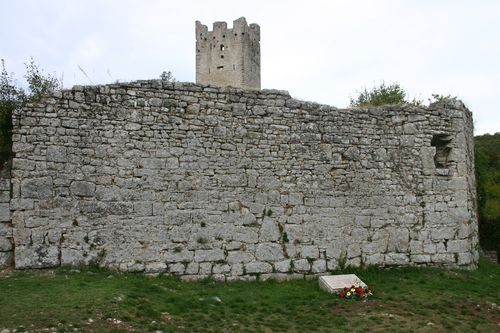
196,17 -> 260,90
196,17 -> 260,43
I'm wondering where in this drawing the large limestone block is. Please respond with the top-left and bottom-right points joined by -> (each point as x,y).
255,243 -> 285,261
244,261 -> 272,274
0,251 -> 13,267
46,145 -> 67,162
15,245 -> 60,268
21,177 -> 53,199
0,203 -> 10,222
258,218 -> 280,242
194,249 -> 224,262
70,181 -> 96,197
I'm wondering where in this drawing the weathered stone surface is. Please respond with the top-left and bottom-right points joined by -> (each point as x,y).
61,248 -> 84,265
21,177 -> 53,199
255,243 -> 284,261
311,259 -> 327,273
169,263 -> 186,273
411,254 -> 431,263
0,251 -> 13,267
0,237 -> 13,251
385,253 -> 410,265
0,191 -> 10,203
194,249 -> 224,262
363,253 -> 385,266
0,222 -> 12,237
145,262 -> 167,273
244,261 -> 272,274
46,145 -> 67,162
25,216 -> 49,228
0,179 -> 10,191
15,245 -> 60,268
165,249 -> 194,263
0,203 -> 10,222
274,259 -> 291,273
293,259 -> 311,272
226,251 -> 254,263
446,239 -> 470,253
300,245 -> 319,259
134,202 -> 153,216
7,79 -> 478,278
259,218 -> 280,242
70,181 -> 95,197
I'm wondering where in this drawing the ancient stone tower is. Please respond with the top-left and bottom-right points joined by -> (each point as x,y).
196,17 -> 260,90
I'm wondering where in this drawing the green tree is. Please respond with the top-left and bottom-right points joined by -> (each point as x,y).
24,58 -> 62,101
350,82 -> 422,107
475,133 -> 500,255
0,58 -> 62,168
0,60 -> 25,109
0,60 -> 23,165
159,70 -> 176,83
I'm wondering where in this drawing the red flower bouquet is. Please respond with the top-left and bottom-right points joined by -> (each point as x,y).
339,285 -> 372,301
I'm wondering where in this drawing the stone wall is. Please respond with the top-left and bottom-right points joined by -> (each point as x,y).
0,166 -> 13,268
9,80 -> 479,279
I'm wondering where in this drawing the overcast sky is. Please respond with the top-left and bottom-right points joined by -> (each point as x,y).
1,0 -> 499,134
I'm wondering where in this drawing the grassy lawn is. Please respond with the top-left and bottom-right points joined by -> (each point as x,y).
0,258 -> 498,333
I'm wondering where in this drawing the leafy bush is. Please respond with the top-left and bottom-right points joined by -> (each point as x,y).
159,70 -> 176,82
0,58 -> 62,168
23,58 -> 62,102
350,82 -> 422,107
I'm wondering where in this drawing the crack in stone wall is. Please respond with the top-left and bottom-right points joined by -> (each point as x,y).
7,80 -> 479,279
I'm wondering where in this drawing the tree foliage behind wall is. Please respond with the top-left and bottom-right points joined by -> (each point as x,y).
350,82 -> 422,107
475,133 -> 500,253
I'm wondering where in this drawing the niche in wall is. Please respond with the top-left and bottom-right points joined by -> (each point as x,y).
431,134 -> 453,168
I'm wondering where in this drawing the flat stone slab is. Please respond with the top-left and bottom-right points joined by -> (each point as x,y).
319,274 -> 367,294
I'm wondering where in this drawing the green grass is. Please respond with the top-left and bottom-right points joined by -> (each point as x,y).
1,258 -> 499,333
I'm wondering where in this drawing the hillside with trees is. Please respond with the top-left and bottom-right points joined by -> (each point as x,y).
475,133 -> 500,253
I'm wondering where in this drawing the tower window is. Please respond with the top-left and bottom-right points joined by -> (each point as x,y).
217,66 -> 224,70
233,64 -> 235,70
221,55 -> 224,59
220,45 -> 225,51
222,34 -> 225,38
